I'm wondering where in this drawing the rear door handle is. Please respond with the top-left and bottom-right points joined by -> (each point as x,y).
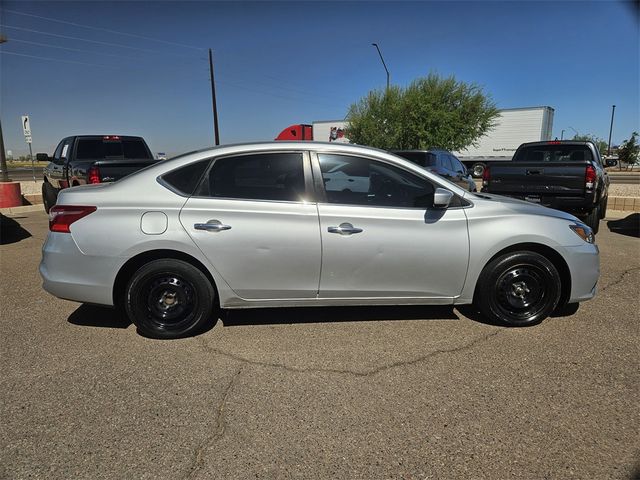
526,169 -> 543,175
194,220 -> 232,231
328,222 -> 363,235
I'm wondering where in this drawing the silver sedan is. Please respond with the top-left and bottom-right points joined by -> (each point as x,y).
40,142 -> 599,339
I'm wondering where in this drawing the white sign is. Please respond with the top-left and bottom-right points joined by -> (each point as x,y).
21,115 -> 31,137
25,135 -> 32,144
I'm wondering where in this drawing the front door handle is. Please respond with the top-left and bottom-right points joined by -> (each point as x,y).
328,222 -> 363,235
194,220 -> 232,232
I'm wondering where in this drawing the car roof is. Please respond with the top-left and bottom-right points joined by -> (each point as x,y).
392,149 -> 448,154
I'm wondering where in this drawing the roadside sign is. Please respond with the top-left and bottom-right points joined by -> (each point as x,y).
21,115 -> 31,137
25,135 -> 32,144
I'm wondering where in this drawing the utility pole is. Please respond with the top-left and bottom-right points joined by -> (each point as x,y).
209,49 -> 220,146
371,43 -> 390,91
607,104 -> 616,156
0,35 -> 9,182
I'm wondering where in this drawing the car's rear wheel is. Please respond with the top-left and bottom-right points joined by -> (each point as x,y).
125,259 -> 215,339
42,182 -> 57,214
599,196 -> 608,219
475,251 -> 561,327
584,205 -> 600,234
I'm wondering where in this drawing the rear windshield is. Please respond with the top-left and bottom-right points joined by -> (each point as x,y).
513,145 -> 593,163
75,138 -> 151,160
393,151 -> 437,167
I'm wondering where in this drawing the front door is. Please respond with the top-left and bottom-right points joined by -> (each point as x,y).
180,151 -> 321,299
314,153 -> 469,299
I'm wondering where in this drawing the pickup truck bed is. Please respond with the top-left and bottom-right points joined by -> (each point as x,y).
482,141 -> 614,233
41,135 -> 159,212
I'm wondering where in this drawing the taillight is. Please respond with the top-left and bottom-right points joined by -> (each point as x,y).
482,166 -> 490,187
88,165 -> 101,184
585,165 -> 596,189
49,205 -> 97,233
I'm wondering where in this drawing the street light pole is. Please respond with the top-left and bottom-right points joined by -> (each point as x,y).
607,104 -> 616,156
209,48 -> 220,146
0,35 -> 9,182
371,43 -> 390,91
561,129 -> 565,140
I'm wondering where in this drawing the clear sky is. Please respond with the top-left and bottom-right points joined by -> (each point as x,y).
1,0 -> 638,157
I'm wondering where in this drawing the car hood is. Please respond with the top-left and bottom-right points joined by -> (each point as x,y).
466,192 -> 580,222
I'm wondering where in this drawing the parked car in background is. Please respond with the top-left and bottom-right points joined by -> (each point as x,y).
40,142 -> 600,339
481,140 -> 616,233
38,135 -> 158,213
392,149 -> 477,191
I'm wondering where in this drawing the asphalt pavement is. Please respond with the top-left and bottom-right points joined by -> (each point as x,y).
1,211 -> 639,479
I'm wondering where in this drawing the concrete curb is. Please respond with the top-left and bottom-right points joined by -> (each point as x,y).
608,196 -> 640,212
1,204 -> 45,215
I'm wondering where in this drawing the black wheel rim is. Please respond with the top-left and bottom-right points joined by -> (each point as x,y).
142,274 -> 198,330
494,264 -> 548,321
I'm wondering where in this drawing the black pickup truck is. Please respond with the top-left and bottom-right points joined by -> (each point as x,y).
38,135 -> 159,212
481,141 -> 616,233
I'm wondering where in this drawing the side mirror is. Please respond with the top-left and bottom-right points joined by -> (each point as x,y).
433,188 -> 454,209
36,153 -> 50,162
606,159 -> 617,167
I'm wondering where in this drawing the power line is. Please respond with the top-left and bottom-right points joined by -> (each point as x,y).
0,50 -> 116,68
0,24 -> 189,55
8,38 -> 143,60
4,9 -> 205,51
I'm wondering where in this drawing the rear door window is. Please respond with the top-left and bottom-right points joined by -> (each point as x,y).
196,152 -> 306,202
513,145 -> 593,162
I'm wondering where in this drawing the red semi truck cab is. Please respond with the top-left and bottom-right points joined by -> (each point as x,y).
275,124 -> 313,141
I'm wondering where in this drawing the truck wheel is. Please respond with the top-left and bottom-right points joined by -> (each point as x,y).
472,163 -> 486,178
599,197 -> 608,219
475,251 -> 561,327
125,259 -> 216,339
42,182 -> 57,214
584,205 -> 600,234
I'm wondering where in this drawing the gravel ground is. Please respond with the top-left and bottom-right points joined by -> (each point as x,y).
610,184 -> 640,197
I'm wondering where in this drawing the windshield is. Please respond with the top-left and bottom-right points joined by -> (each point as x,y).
75,138 -> 152,160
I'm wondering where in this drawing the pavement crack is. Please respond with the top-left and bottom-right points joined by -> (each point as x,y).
599,266 -> 640,293
199,329 -> 502,378
186,363 -> 245,480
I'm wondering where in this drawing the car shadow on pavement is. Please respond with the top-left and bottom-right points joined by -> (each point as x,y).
67,304 -> 132,329
221,304 -> 459,327
607,213 -> 640,238
0,214 -> 32,245
456,302 -> 580,327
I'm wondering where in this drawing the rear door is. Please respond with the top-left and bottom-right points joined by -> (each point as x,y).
179,151 -> 322,299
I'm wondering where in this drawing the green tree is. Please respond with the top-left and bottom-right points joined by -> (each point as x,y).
346,73 -> 499,151
618,131 -> 640,170
571,134 -> 608,156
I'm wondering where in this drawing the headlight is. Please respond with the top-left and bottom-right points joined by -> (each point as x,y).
569,223 -> 595,244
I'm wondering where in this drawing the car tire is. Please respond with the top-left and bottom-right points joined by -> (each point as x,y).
584,205 -> 600,234
125,259 -> 216,339
475,251 -> 561,327
42,182 -> 57,214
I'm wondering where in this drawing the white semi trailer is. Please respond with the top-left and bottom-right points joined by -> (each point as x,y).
454,106 -> 555,177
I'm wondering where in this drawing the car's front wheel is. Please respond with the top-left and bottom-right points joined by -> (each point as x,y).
125,259 -> 216,339
475,251 -> 561,327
